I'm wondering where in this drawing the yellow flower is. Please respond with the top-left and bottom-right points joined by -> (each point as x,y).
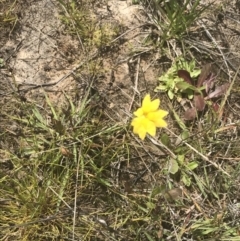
131,94 -> 168,140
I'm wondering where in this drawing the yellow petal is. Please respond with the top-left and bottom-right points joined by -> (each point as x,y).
132,121 -> 147,140
147,110 -> 168,122
131,116 -> 143,127
142,95 -> 160,113
131,116 -> 149,140
154,118 -> 168,128
146,120 -> 156,137
142,94 -> 151,107
138,128 -> 147,140
146,111 -> 168,127
133,107 -> 144,117
140,117 -> 156,137
132,122 -> 142,133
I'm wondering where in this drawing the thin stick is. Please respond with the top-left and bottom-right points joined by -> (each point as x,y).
129,56 -> 140,111
110,25 -> 145,44
149,136 -> 177,159
166,128 -> 230,177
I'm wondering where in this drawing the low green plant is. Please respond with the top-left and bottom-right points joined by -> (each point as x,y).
191,216 -> 240,239
0,91 -> 126,239
57,0 -> 118,48
0,0 -> 18,24
142,0 -> 210,42
169,154 -> 199,186
57,0 -> 94,41
155,57 -> 201,99
90,23 -> 119,48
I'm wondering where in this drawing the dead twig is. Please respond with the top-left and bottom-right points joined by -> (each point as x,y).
129,56 -> 140,111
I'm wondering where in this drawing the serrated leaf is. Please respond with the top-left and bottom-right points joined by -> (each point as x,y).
191,69 -> 201,78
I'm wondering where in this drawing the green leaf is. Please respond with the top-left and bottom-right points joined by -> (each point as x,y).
182,174 -> 191,186
170,104 -> 187,130
175,81 -> 193,90
177,154 -> 185,164
160,133 -> 171,147
146,201 -> 155,209
168,89 -> 174,99
98,178 -> 112,187
144,231 -> 155,241
155,85 -> 167,91
191,69 -> 201,78
181,130 -> 189,140
169,78 -> 176,88
169,158 -> 179,174
151,185 -> 165,198
187,161 -> 198,170
157,58 -> 201,101
183,88 -> 194,99
32,108 -> 47,126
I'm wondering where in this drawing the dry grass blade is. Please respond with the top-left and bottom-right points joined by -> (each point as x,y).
218,65 -> 240,120
197,64 -> 211,88
205,83 -> 230,100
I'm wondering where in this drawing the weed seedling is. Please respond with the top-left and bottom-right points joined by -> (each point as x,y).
177,64 -> 229,120
156,58 -> 229,120
155,58 -> 201,99
141,0 -> 210,44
